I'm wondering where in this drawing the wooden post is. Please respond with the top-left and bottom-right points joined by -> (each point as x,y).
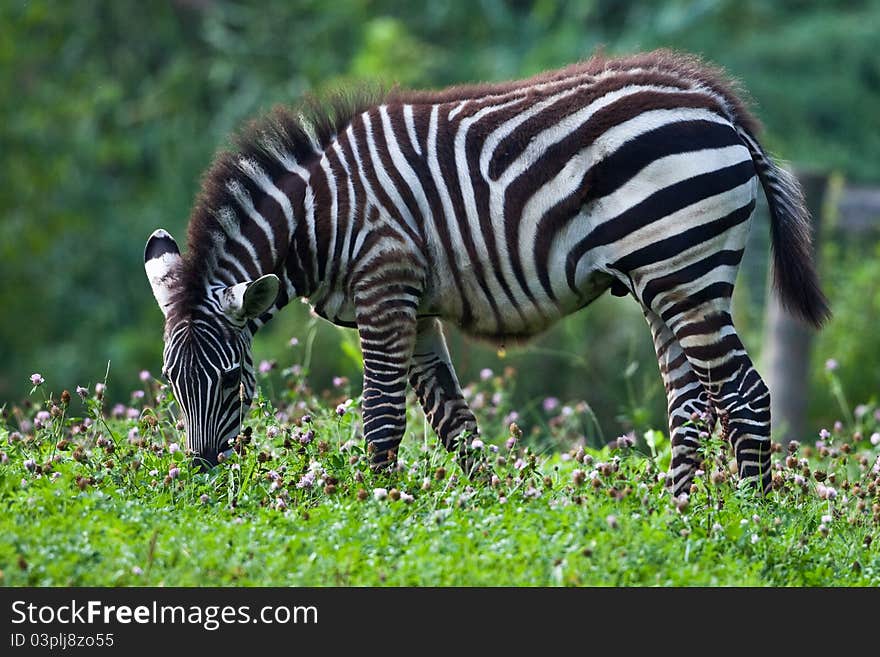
762,170 -> 828,443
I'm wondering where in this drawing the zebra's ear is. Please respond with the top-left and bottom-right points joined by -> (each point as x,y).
144,229 -> 182,317
222,274 -> 280,321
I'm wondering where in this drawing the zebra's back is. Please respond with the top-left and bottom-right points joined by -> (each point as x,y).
368,54 -> 759,339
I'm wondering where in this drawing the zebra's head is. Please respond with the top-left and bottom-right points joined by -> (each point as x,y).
143,229 -> 280,468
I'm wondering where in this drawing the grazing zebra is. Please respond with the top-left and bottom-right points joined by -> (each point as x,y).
144,49 -> 829,496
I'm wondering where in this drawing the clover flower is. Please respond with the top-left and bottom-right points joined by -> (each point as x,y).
30,373 -> 44,387
542,397 -> 559,412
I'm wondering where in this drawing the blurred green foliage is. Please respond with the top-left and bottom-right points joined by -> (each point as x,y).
1,0 -> 878,440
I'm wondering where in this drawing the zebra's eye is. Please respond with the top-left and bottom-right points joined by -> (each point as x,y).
221,366 -> 241,387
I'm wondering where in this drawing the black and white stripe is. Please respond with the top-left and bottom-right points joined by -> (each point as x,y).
144,50 -> 829,492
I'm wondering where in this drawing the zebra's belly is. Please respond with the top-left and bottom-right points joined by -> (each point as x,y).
424,260 -> 613,342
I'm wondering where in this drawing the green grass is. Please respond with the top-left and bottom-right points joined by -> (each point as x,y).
1,370 -> 878,586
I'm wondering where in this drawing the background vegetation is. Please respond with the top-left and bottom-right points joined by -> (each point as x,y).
2,0 -> 878,444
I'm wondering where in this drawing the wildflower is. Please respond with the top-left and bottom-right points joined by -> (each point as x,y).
23,459 -> 36,472
389,488 -> 401,501
479,368 -> 493,381
299,430 -> 314,445
470,438 -> 484,450
542,397 -> 560,412
400,491 -> 414,504
752,514 -> 760,524
95,382 -> 105,398
258,360 -> 274,374
139,370 -> 151,382
301,414 -> 312,424
199,494 -> 209,504
825,358 -> 838,372
168,443 -> 179,454
793,474 -> 806,487
855,404 -> 869,419
275,497 -> 287,511
818,524 -> 829,537
76,385 -> 88,399
819,428 -> 830,440
335,403 -> 348,417
373,487 -> 388,501
871,433 -> 880,446
821,514 -> 833,524
505,436 -> 517,450
297,472 -> 315,489
30,373 -> 44,387
332,376 -> 347,388
816,484 -> 838,500
126,408 -> 140,420
132,390 -> 145,400
674,493 -> 689,513
168,467 -> 180,480
606,515 -> 618,530
513,458 -> 526,470
503,411 -> 519,426
132,566 -> 144,576
149,469 -> 158,477
750,533 -> 760,544
288,337 -> 299,347
266,425 -> 279,439
572,469 -> 586,486
523,486 -> 541,499
712,523 -> 723,533
833,420 -> 843,433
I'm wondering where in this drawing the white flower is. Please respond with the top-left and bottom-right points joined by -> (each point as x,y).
750,533 -> 760,544
470,438 -> 484,450
373,487 -> 388,501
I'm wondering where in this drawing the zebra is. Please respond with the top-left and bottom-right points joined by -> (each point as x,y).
144,49 -> 829,496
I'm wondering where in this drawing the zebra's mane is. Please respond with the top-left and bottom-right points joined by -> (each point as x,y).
175,86 -> 386,321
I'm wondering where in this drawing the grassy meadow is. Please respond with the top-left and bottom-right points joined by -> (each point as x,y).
1,360 -> 878,587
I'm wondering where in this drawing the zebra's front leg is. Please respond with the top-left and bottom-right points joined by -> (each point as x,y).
355,276 -> 421,471
409,318 -> 481,469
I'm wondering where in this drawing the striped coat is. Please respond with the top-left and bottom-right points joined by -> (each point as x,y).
144,50 -> 828,496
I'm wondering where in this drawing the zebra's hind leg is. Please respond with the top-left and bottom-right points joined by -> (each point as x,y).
408,318 -> 482,472
353,268 -> 423,471
660,299 -> 772,495
643,307 -> 716,497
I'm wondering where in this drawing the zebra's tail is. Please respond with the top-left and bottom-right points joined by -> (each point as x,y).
736,126 -> 831,328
